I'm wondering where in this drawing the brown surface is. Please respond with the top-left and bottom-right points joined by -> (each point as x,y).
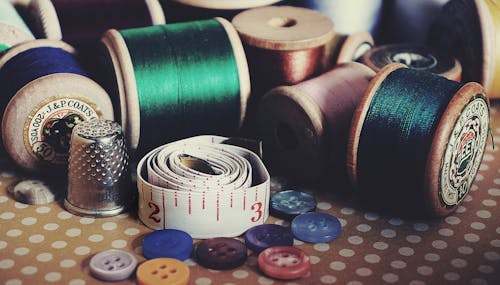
0,104 -> 499,284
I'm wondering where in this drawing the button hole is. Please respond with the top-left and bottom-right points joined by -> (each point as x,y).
152,270 -> 158,275
160,265 -> 167,269
162,275 -> 168,279
218,252 -> 227,257
272,258 -> 278,262
282,254 -> 289,258
104,261 -> 110,265
228,248 -> 236,252
118,263 -> 125,268
114,257 -> 121,262
108,266 -> 114,271
170,269 -> 177,274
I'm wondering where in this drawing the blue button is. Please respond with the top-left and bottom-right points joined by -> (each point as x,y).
271,190 -> 316,219
245,224 -> 294,253
291,212 -> 341,243
142,229 -> 193,261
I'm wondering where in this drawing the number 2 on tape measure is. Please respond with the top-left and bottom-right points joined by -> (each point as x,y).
251,202 -> 263,222
148,201 -> 161,223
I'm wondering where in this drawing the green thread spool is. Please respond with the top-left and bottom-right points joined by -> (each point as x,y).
348,63 -> 490,217
100,18 -> 250,153
0,0 -> 34,49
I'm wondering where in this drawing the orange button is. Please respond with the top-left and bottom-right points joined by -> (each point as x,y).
136,258 -> 190,285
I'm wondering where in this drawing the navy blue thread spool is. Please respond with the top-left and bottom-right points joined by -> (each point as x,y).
0,40 -> 114,173
348,63 -> 490,217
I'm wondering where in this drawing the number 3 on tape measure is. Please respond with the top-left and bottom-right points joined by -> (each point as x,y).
251,202 -> 263,222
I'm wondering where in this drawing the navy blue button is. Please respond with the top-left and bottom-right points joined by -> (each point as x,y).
142,229 -> 193,261
291,212 -> 341,243
270,190 -> 316,220
245,224 -> 294,253
195,237 -> 247,270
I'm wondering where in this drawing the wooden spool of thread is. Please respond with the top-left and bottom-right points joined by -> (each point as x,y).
28,0 -> 165,47
0,40 -> 114,173
348,63 -> 490,217
361,44 -> 462,81
0,0 -> 34,52
99,18 -> 250,154
257,62 -> 376,183
430,0 -> 500,98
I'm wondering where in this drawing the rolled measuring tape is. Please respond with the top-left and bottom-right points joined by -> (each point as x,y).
28,0 -> 165,46
137,135 -> 270,239
99,18 -> 250,154
348,63 -> 490,217
430,0 -> 500,98
0,0 -> 34,52
0,40 -> 114,173
360,44 -> 462,81
257,62 -> 375,182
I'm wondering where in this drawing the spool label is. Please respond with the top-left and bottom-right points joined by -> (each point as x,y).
24,96 -> 101,165
440,97 -> 489,206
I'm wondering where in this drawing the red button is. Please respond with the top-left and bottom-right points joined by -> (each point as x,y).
258,246 -> 310,280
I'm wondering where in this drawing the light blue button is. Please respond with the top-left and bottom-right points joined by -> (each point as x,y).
291,212 -> 341,243
270,190 -> 316,219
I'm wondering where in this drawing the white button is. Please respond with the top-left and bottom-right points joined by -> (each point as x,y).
89,249 -> 137,281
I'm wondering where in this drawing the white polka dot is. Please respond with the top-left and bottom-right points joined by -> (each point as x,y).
381,229 -> 396,238
293,239 -> 304,246
388,218 -> 403,226
450,258 -> 467,268
0,241 -> 6,249
495,178 -> 500,185
330,261 -> 346,271
232,270 -> 248,279
356,224 -> 371,233
57,211 -> 73,220
445,216 -> 461,225
66,228 -> 81,237
364,254 -> 380,263
44,223 -> 59,231
0,259 -> 14,269
6,229 -> 22,237
444,272 -> 460,281
474,173 -> 484,181
456,206 -> 467,213
79,218 -> 94,225
0,196 -> 7,203
320,275 -> 336,284
458,246 -> 474,255
346,282 -> 362,285
5,279 -> 22,285
484,251 -> 500,261
14,202 -> 28,209
0,212 -> 15,219
476,210 -> 491,219
479,163 -> 489,171
497,227 -> 500,234
21,217 -> 37,226
413,223 -> 429,231
316,202 -> 332,210
373,242 -> 389,250
424,253 -> 440,262
470,278 -> 488,285
314,243 -> 330,252
21,266 -> 37,275
364,212 -> 379,221
134,246 -> 143,255
102,222 -> 117,231
45,272 -> 62,282
68,279 -> 85,285
124,228 -> 140,236
88,234 -> 104,243
406,235 -> 422,243
13,247 -> 29,256
471,222 -> 486,230
273,219 -> 288,226
339,249 -> 355,257
483,153 -> 494,161
257,276 -> 274,285
348,236 -> 363,245
51,241 -> 67,249
74,246 -> 90,255
432,240 -> 448,249
478,265 -> 494,274
60,259 -> 76,268
390,260 -> 406,269
488,188 -> 500,196
338,218 -> 347,227
438,228 -> 454,237
309,255 -> 320,265
111,239 -> 127,248
382,273 -> 399,283
482,199 -> 497,207
464,233 -> 480,243
398,247 -> 414,256
195,277 -> 212,285
36,206 -> 51,214
116,213 -> 129,219
491,239 -> 500,247
417,266 -> 433,276
340,207 -> 355,215
356,267 -> 372,277
36,253 -> 53,262
29,234 -> 44,243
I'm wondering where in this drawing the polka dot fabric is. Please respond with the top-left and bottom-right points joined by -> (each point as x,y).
0,105 -> 500,284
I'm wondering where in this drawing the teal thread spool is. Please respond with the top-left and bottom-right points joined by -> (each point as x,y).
348,63 -> 490,217
0,0 -> 34,51
99,18 -> 250,154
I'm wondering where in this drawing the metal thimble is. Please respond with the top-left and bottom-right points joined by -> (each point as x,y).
64,119 -> 130,217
